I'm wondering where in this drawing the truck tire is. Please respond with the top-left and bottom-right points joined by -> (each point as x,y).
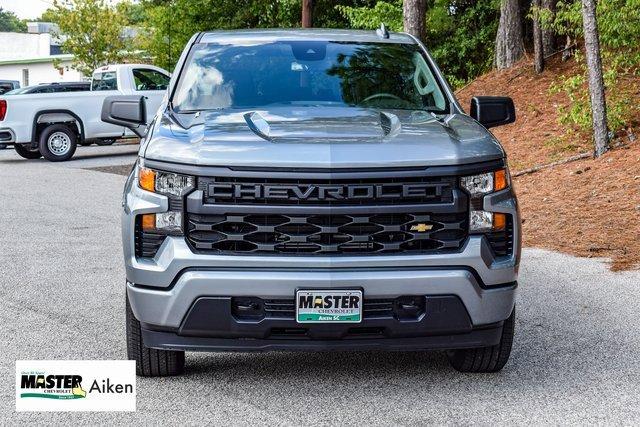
14,143 -> 42,159
0,143 -> 6,149
38,124 -> 77,162
126,294 -> 185,377
447,308 -> 515,373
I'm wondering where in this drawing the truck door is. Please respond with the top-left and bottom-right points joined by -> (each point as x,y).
131,68 -> 171,123
89,70 -> 127,138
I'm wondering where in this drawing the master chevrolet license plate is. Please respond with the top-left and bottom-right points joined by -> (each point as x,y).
296,290 -> 363,323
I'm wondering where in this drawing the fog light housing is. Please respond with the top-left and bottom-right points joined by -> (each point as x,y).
469,210 -> 493,232
156,211 -> 182,233
469,211 -> 507,233
140,211 -> 183,234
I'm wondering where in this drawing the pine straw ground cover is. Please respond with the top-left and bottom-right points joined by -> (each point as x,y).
457,57 -> 640,270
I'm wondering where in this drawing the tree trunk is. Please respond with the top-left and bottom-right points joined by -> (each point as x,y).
533,0 -> 544,73
561,35 -> 573,61
541,0 -> 556,56
581,0 -> 609,157
403,0 -> 426,42
302,0 -> 314,28
495,0 -> 524,69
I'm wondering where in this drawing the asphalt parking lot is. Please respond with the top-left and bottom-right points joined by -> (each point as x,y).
1,144 -> 639,424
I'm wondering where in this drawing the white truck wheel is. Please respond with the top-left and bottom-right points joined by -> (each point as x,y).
38,124 -> 78,162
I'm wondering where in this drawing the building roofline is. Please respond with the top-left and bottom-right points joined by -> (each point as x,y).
0,54 -> 74,66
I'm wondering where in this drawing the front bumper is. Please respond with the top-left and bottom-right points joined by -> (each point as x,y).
128,267 -> 516,328
133,279 -> 515,352
123,163 -> 520,351
142,324 -> 506,352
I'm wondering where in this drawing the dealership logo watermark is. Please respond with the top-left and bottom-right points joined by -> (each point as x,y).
16,361 -> 136,411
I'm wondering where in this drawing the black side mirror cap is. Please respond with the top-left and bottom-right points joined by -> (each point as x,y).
469,96 -> 516,129
101,95 -> 147,137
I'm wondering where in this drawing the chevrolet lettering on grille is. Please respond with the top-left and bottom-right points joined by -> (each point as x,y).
207,183 -> 447,202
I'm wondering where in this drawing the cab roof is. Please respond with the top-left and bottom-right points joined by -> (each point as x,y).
199,28 -> 417,45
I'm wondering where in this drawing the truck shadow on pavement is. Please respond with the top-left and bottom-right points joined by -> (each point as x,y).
147,257 -> 640,424
0,150 -> 137,164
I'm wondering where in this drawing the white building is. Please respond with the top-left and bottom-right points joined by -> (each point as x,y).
0,54 -> 81,86
0,23 -> 84,87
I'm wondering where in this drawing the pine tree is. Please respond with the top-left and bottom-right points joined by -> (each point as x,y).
495,0 -> 524,69
403,0 -> 426,42
533,0 -> 545,73
581,0 -> 608,156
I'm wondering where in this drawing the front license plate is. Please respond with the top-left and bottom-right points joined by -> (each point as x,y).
296,290 -> 363,323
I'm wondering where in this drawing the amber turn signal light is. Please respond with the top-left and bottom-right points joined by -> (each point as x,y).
141,214 -> 156,232
139,167 -> 156,192
493,213 -> 506,231
494,169 -> 508,192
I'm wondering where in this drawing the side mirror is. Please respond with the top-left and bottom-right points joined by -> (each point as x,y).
101,95 -> 147,137
469,96 -> 515,129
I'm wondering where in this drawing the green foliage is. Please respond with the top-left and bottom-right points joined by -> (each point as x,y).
139,0 -> 374,71
0,7 -> 27,32
116,1 -> 146,26
36,8 -> 59,22
337,1 -> 403,31
50,0 -> 127,75
338,0 -> 500,88
547,0 -> 640,135
551,62 -> 635,135
427,0 -> 500,88
138,0 -> 297,71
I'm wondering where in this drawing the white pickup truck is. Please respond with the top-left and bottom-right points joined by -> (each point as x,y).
0,64 -> 170,161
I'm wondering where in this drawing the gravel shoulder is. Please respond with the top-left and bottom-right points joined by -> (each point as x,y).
1,148 -> 639,424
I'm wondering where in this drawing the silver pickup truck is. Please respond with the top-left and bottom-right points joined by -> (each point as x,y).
102,28 -> 520,376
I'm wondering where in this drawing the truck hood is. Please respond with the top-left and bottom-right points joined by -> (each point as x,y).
143,106 -> 505,168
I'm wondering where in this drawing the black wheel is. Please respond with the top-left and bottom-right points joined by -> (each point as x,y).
14,143 -> 42,159
38,124 -> 77,162
126,293 -> 185,377
96,138 -> 115,146
447,308 -> 515,373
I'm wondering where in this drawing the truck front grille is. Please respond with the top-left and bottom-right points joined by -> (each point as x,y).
183,172 -> 469,256
186,211 -> 467,255
198,175 -> 455,206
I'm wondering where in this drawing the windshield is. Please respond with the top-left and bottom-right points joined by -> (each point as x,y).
172,41 -> 449,113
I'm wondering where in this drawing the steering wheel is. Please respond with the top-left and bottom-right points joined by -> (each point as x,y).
361,93 -> 404,103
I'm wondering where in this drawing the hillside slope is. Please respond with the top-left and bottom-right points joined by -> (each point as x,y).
457,58 -> 640,270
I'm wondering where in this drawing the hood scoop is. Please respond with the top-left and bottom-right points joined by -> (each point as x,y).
244,111 -> 272,141
379,111 -> 401,137
243,109 -> 401,143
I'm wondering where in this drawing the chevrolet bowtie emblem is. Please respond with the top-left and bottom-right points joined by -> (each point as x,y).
410,223 -> 433,232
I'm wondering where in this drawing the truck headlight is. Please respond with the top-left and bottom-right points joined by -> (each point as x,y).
460,169 -> 509,197
138,165 -> 194,196
469,210 -> 506,232
140,211 -> 183,234
136,162 -> 194,236
462,168 -> 510,233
